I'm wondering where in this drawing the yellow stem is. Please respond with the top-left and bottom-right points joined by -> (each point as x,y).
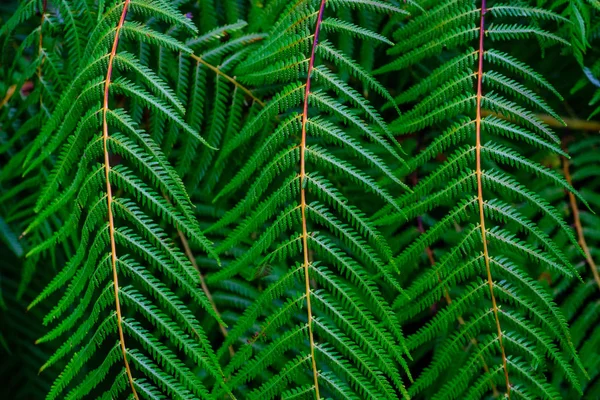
0,85 -> 16,108
176,228 -> 235,358
102,1 -> 138,398
476,2 -> 510,396
189,54 -> 265,107
299,0 -> 328,397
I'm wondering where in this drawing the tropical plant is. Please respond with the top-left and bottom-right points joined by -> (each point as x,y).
0,0 -> 599,399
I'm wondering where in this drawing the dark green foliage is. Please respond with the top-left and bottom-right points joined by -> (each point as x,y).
1,0 -> 599,399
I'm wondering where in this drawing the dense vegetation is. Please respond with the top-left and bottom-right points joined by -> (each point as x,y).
1,0 -> 599,398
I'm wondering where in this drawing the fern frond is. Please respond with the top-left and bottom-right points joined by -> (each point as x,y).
21,1 -> 229,398
210,1 -> 411,398
379,1 -> 585,398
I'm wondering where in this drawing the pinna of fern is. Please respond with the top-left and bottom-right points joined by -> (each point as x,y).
0,252 -> 59,399
161,11 -> 271,360
0,5 -> 59,389
564,1 -> 600,119
578,42 -> 600,120
203,0 -> 414,398
374,0 -> 588,398
176,19 -> 266,191
0,0 -> 79,302
547,134 -> 600,399
19,0 -> 236,398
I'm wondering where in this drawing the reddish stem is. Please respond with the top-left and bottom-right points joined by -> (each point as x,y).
299,0 -> 327,397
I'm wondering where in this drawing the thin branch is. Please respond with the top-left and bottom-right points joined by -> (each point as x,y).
561,151 -> 600,291
176,228 -> 235,358
102,1 -> 138,398
0,85 -> 16,108
476,2 -> 510,396
481,109 -> 600,132
300,0 -> 328,397
189,53 -> 265,107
